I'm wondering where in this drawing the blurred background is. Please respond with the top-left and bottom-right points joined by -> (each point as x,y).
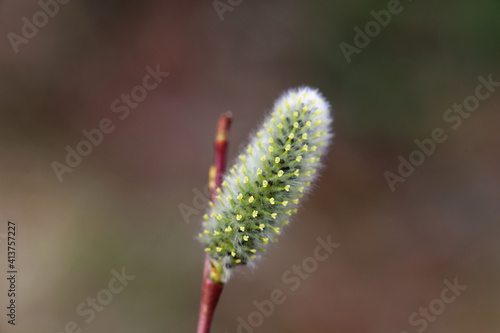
0,0 -> 499,332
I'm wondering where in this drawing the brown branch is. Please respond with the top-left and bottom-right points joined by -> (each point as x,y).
196,111 -> 232,333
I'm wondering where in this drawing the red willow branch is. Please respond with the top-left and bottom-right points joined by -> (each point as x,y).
196,112 -> 233,333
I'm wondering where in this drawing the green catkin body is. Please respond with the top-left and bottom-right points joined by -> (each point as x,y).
200,87 -> 333,281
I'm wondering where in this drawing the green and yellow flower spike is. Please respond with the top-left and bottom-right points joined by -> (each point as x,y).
200,87 -> 333,281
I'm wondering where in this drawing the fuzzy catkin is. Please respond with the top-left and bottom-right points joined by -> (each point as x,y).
200,87 -> 333,281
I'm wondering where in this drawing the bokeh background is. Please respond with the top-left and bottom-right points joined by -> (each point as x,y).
1,0 -> 499,332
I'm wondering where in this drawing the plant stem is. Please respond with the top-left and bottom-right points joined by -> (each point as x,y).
196,112 -> 232,333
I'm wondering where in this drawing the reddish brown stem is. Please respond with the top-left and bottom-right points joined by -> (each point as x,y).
196,258 -> 224,333
196,112 -> 232,333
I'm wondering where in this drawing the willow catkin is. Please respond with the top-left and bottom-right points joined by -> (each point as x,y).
200,87 -> 333,282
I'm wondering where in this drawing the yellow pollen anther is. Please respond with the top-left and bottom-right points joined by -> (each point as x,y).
275,157 -> 280,163
225,226 -> 232,232
204,230 -> 210,235
237,193 -> 243,200
259,224 -> 265,230
271,213 -> 277,219
257,131 -> 263,138
249,196 -> 254,203
239,226 -> 245,232
278,170 -> 284,177
216,195 -> 221,201
288,133 -> 294,140
262,238 -> 269,244
249,249 -> 257,253
243,176 -> 249,184
269,197 -> 275,204
243,235 -> 249,241
226,196 -> 232,201
282,201 -> 288,206
252,210 -> 258,218
236,214 -> 242,221
216,214 -> 223,220
257,168 -> 262,175
302,133 -> 308,139
269,146 -> 273,152
216,247 -> 222,252
262,180 -> 268,187
261,155 -> 266,162
292,199 -> 299,204
293,169 -> 300,176
236,177 -> 241,184
293,122 -> 299,128
284,185 -> 290,192
239,155 -> 246,162
285,145 -> 291,151
296,156 -> 302,162
205,248 -> 210,252
278,123 -> 283,130
302,145 -> 309,151
303,106 -> 308,112
311,146 -> 317,151
231,251 -> 236,257
293,111 -> 298,118
203,214 -> 209,220
269,138 -> 274,144
305,121 -> 311,127
214,230 -> 220,235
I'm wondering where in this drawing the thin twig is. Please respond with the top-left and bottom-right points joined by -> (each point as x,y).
196,112 -> 233,333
